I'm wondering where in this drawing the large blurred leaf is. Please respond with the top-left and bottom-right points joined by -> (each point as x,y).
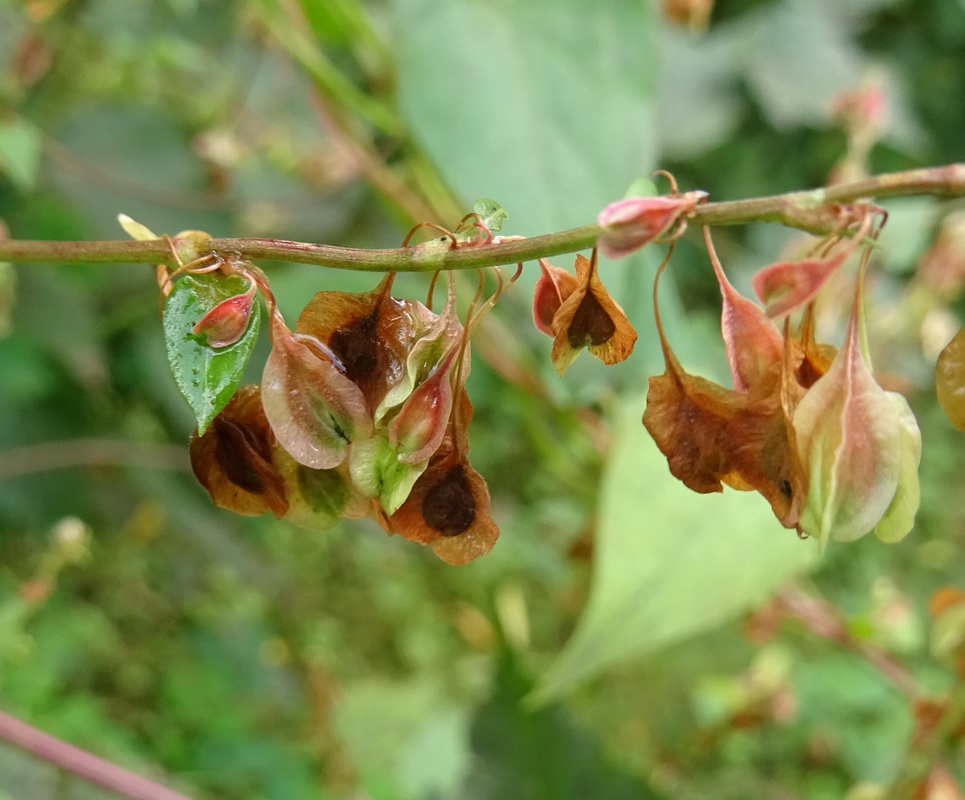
736,0 -> 922,149
333,677 -> 471,800
656,26 -> 742,160
0,117 -> 41,191
536,395 -> 817,700
393,0 -> 657,236
467,649 -> 662,800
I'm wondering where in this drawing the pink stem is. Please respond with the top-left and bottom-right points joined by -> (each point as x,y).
0,709 -> 193,800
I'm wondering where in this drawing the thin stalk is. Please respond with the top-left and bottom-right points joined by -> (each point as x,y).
0,710 -> 192,800
1,164 -> 963,273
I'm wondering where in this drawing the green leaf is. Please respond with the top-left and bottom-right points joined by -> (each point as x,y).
534,396 -> 816,701
0,117 -> 42,191
472,198 -> 508,233
469,649 -> 663,800
333,677 -> 472,800
393,0 -> 657,237
162,273 -> 261,434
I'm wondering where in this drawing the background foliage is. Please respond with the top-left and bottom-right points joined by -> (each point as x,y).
1,0 -> 964,797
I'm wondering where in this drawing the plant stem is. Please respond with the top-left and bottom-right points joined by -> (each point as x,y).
0,709 -> 192,800
777,585 -> 923,698
2,164 -> 963,273
882,679 -> 965,799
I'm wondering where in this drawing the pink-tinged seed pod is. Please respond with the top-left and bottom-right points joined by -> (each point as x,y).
792,272 -> 918,550
597,191 -> 707,259
532,258 -> 579,336
388,348 -> 458,465
260,313 -> 371,470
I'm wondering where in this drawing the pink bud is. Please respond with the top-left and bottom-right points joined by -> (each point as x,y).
597,191 -> 707,259
192,281 -> 257,348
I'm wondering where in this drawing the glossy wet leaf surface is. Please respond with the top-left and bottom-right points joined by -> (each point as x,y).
163,272 -> 261,434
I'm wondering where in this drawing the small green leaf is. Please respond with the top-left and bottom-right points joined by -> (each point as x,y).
472,198 -> 508,233
622,178 -> 659,198
117,213 -> 158,241
0,117 -> 42,191
163,273 -> 261,434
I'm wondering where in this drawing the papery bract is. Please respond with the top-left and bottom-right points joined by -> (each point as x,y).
792,277 -> 904,549
192,280 -> 257,349
597,191 -> 706,259
386,393 -> 498,565
643,255 -> 807,529
261,313 -> 370,469
705,227 -> 783,392
297,274 -> 416,414
190,385 -> 289,517
752,219 -> 869,319
752,251 -> 850,319
276,448 -> 373,531
374,278 -> 462,422
192,384 -> 372,530
550,252 -> 637,375
873,392 -> 922,543
533,258 -> 578,336
936,323 -> 965,431
388,346 -> 457,464
348,432 -> 429,515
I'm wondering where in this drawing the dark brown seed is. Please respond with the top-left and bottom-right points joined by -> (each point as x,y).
421,465 -> 476,536
568,292 -> 616,348
329,310 -> 380,382
213,416 -> 272,494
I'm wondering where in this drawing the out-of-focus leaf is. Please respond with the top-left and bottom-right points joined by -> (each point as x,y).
333,677 -> 471,800
0,262 -> 15,338
17,267 -> 108,391
876,198 -> 939,274
937,324 -> 965,430
656,26 -> 742,159
793,653 -> 911,781
393,0 -> 657,236
467,649 -> 662,800
740,3 -> 868,129
163,273 -> 261,434
535,396 -> 816,700
0,117 -> 42,191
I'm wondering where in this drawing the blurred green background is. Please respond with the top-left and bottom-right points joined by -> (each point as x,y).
1,0 -> 964,797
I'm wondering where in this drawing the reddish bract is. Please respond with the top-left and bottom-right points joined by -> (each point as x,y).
532,258 -> 578,336
550,252 -> 637,375
597,191 -> 706,259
